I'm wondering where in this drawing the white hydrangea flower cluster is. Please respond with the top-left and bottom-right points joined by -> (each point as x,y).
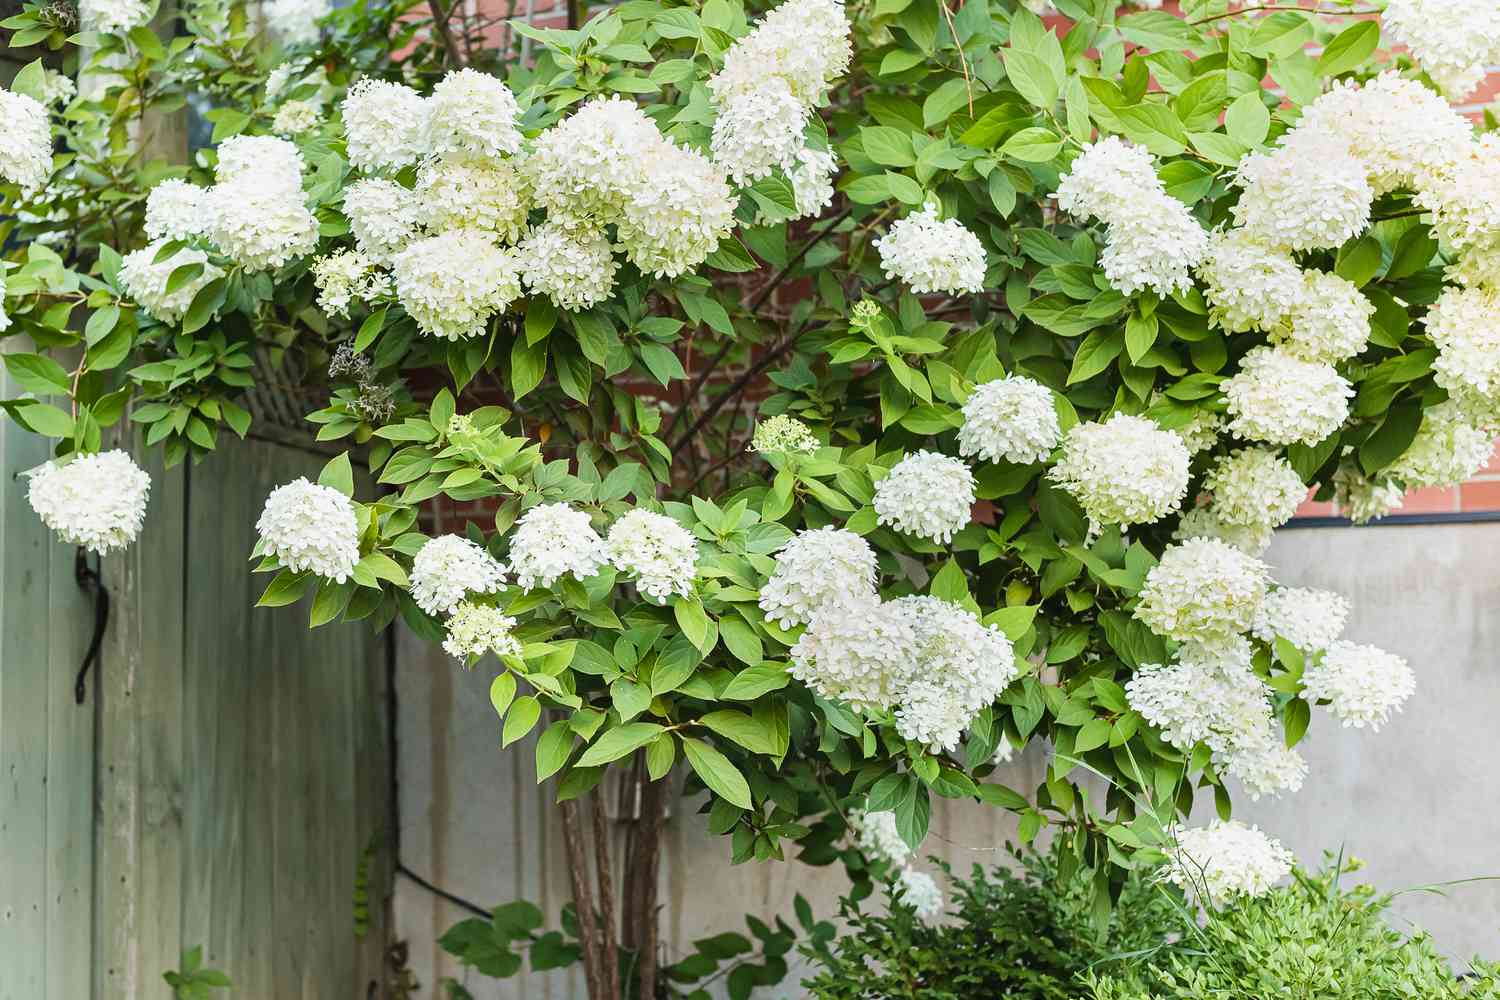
1222,347 -> 1352,447
410,534 -> 508,617
425,68 -> 525,159
1388,401 -> 1495,488
80,0 -> 150,33
707,0 -> 850,184
1200,448 -> 1305,546
1049,413 -> 1190,527
442,601 -> 522,661
415,157 -> 530,244
790,595 -> 920,710
26,450 -> 151,555
1163,821 -> 1293,907
148,135 -> 320,273
889,595 -> 1018,752
1168,406 -> 1222,455
1134,538 -> 1268,648
0,89 -> 53,191
1173,506 -> 1275,557
874,203 -> 987,295
1278,271 -> 1373,365
145,179 -> 205,242
343,178 -> 423,263
895,867 -> 944,920
266,0 -> 330,46
507,503 -> 607,591
35,68 -> 75,107
1231,131 -> 1371,252
872,450 -> 975,544
1054,136 -> 1207,295
527,96 -> 737,280
604,509 -> 699,604
788,146 -> 839,220
256,478 -> 360,583
1127,639 -> 1303,799
390,229 -> 522,341
119,243 -> 223,325
312,250 -> 389,318
1333,466 -> 1406,524
1425,285 -> 1500,425
1251,587 -> 1349,654
957,376 -> 1060,466
1382,0 -> 1500,99
272,100 -> 321,137
848,808 -> 910,867
1198,229 -> 1306,334
791,593 -> 1014,750
342,78 -> 432,172
516,220 -> 619,312
751,414 -> 820,455
759,526 -> 877,628
1302,641 -> 1416,731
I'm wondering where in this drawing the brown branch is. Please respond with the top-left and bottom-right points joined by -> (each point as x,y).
590,788 -> 621,1000
426,0 -> 466,69
939,0 -> 973,118
671,322 -> 812,456
559,799 -> 605,1000
632,776 -> 667,1000
1189,4 -> 1379,25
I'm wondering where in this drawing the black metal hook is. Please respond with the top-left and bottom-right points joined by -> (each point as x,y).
73,548 -> 109,705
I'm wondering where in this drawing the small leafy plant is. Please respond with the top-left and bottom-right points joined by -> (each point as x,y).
163,946 -> 232,999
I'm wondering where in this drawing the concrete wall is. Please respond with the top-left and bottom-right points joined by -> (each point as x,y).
393,521 -> 1500,997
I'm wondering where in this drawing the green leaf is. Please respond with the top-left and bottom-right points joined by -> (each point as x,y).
720,664 -> 790,700
577,722 -> 666,766
673,596 -> 710,652
16,402 -> 73,437
1001,49 -> 1061,109
1335,235 -> 1382,287
1224,92 -> 1270,147
999,126 -> 1062,163
510,337 -> 546,399
1067,330 -> 1122,384
698,710 -> 778,755
502,695 -> 541,747
4,352 -> 71,395
645,733 -> 676,780
490,672 -> 517,719
526,296 -> 558,346
885,172 -> 925,205
318,452 -> 355,497
1283,698 -> 1311,748
717,616 -> 763,666
929,558 -> 970,604
535,722 -> 574,781
1316,20 -> 1379,78
861,125 -> 917,167
256,570 -> 310,607
1115,103 -> 1188,156
1124,312 -> 1159,364
681,738 -> 752,808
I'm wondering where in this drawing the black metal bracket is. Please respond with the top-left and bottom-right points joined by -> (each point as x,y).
73,548 -> 109,705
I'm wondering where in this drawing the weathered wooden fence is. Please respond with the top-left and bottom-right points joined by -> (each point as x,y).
0,423 -> 393,999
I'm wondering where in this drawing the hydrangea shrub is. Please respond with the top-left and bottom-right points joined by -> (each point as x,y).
1,0 -> 1496,992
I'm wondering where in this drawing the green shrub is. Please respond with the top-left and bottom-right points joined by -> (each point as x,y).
801,844 -> 1180,1000
1083,858 -> 1500,1000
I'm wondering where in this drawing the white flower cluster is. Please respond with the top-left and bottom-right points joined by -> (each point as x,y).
145,179 -> 205,242
80,0 -> 150,33
265,0 -> 330,46
848,808 -> 909,867
343,178 -> 423,262
415,157 -> 530,244
1198,229 -> 1306,335
119,242 -> 222,325
1302,641 -> 1416,731
895,867 -> 944,920
312,250 -> 389,318
1054,136 -> 1207,295
874,203 -> 987,295
1173,506 -> 1274,557
707,0 -> 850,188
527,95 -> 737,280
1388,401 -> 1495,488
1278,271 -> 1373,365
1223,347 -> 1352,447
788,147 -> 838,219
26,450 -> 151,555
791,594 -> 1014,751
516,220 -> 619,312
0,89 -> 53,191
1425,285 -> 1500,426
410,534 -> 508,617
426,68 -> 525,160
872,451 -> 975,544
759,527 -> 877,628
957,376 -> 1060,466
508,503 -> 607,591
1049,413 -> 1190,527
1383,0 -> 1500,99
272,100 -> 321,136
256,478 -> 360,582
442,602 -> 522,661
751,414 -> 820,455
890,595 -> 1018,751
342,78 -> 432,172
1134,538 -> 1268,648
1198,448 -> 1305,551
1163,821 -> 1293,907
604,509 -> 699,603
1231,131 -> 1371,252
390,229 -> 522,341
1333,466 -> 1407,525
1127,639 -> 1304,799
1251,587 -> 1349,653
35,68 -> 75,107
